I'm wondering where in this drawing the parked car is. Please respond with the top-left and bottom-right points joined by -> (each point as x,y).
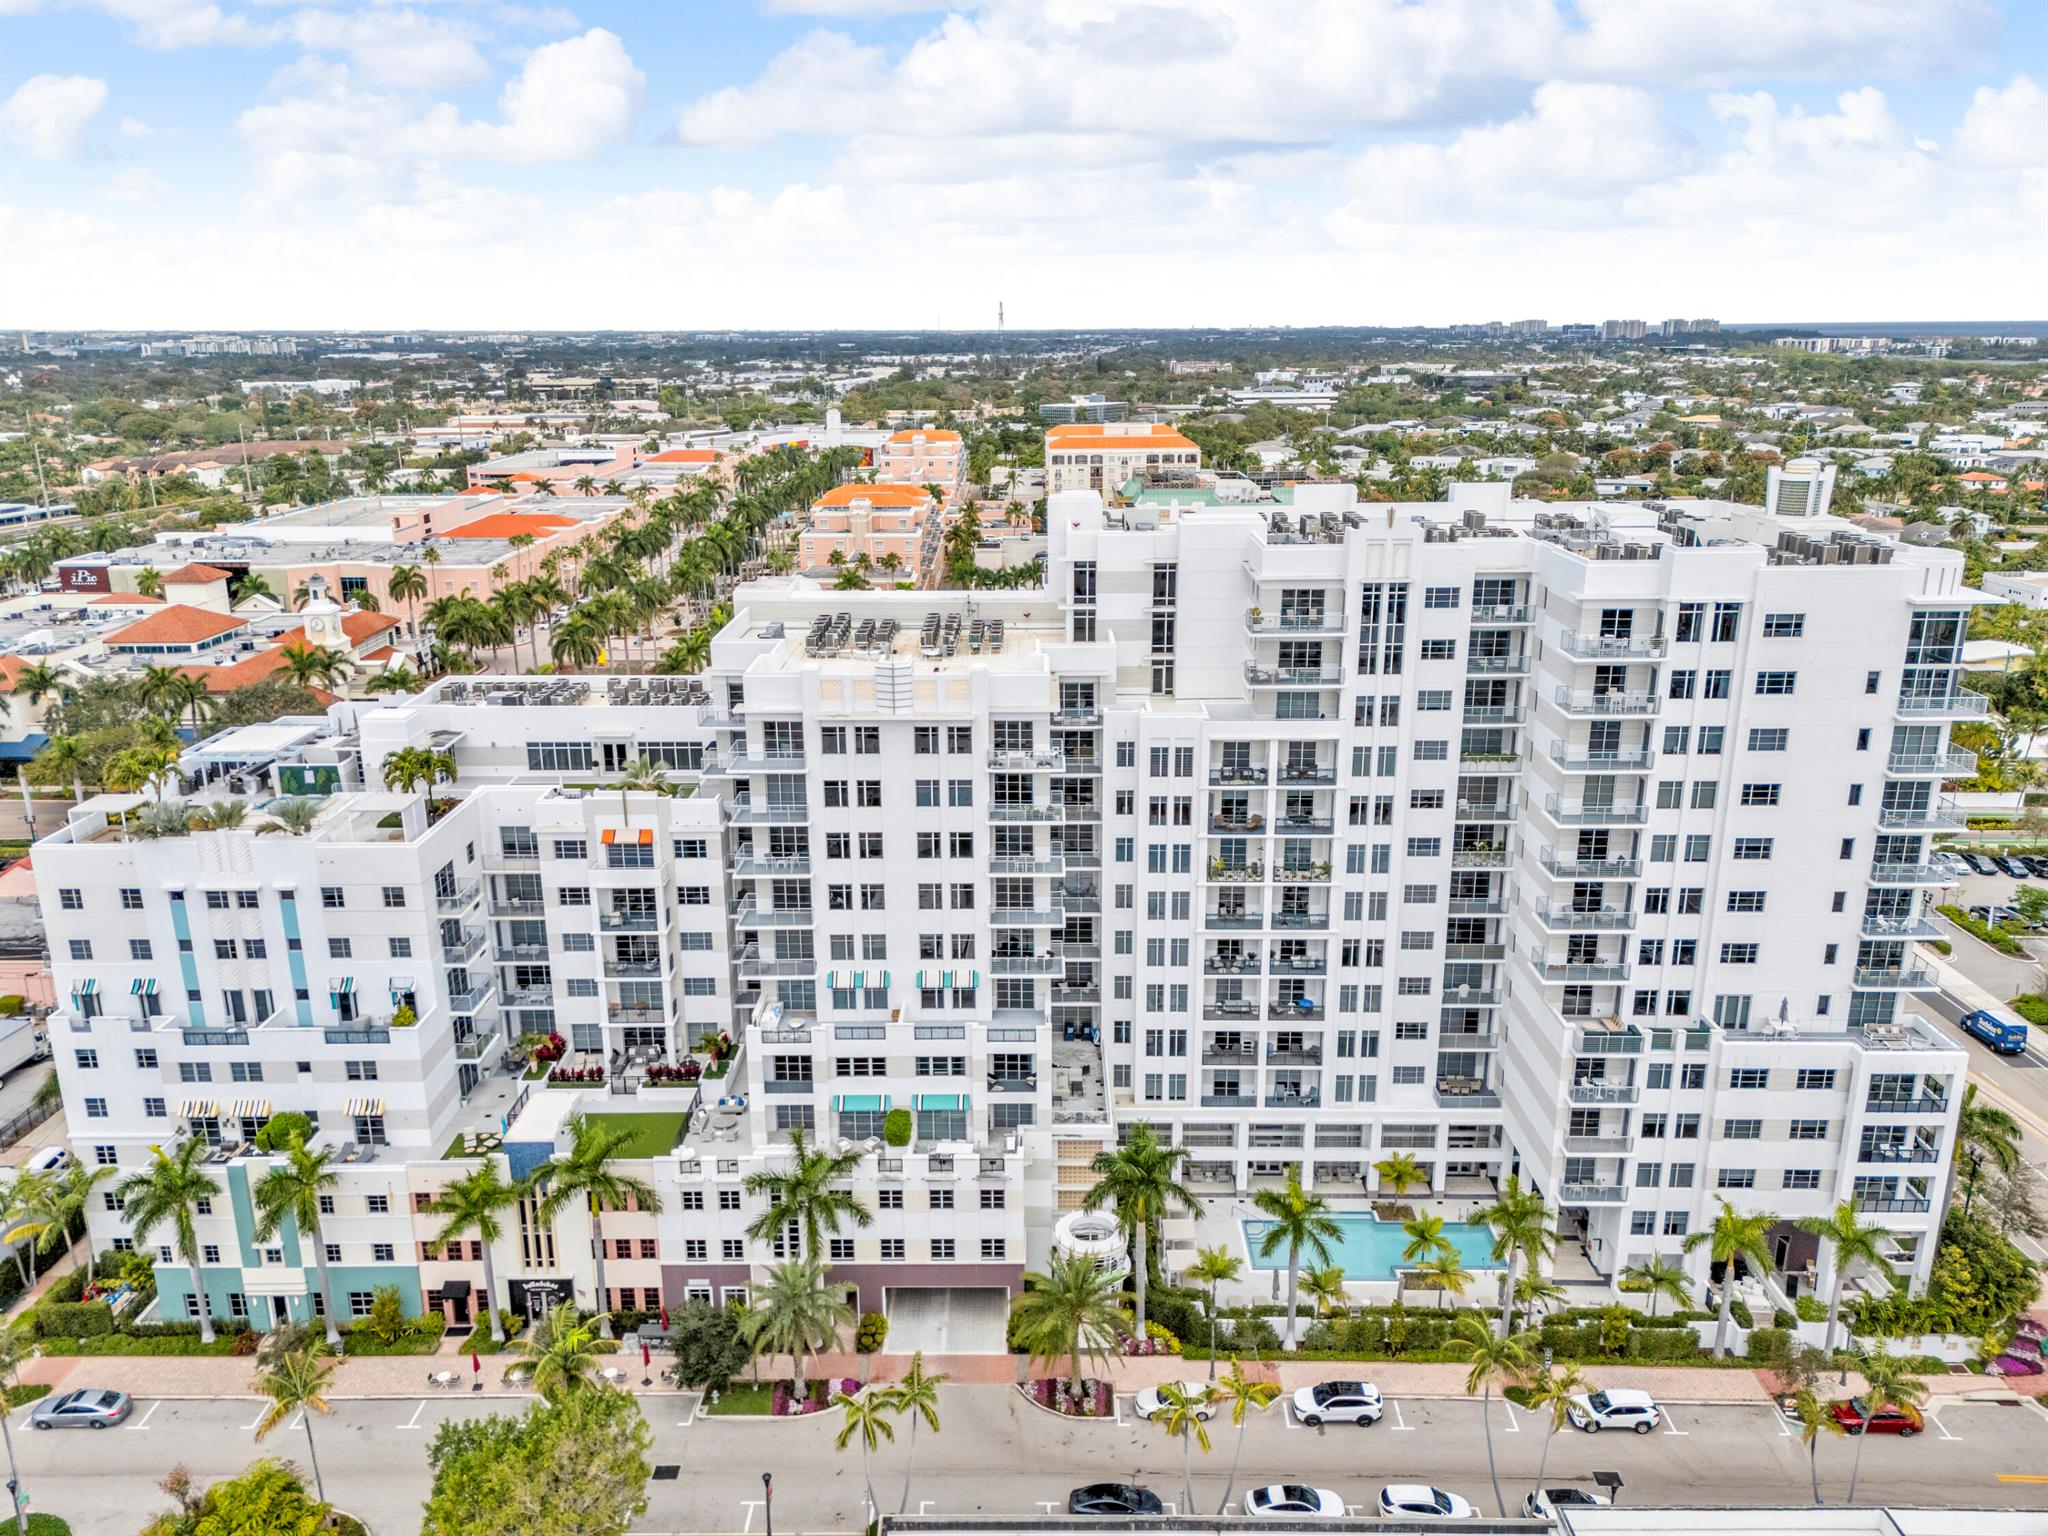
1567,1387 -> 1662,1433
1525,1489 -> 1613,1520
1378,1485 -> 1475,1519
1291,1380 -> 1384,1426
1133,1381 -> 1215,1421
1068,1484 -> 1165,1515
2022,856 -> 2048,879
1961,852 -> 1997,876
1997,856 -> 2032,879
1244,1485 -> 1346,1518
30,1389 -> 131,1430
23,1146 -> 72,1174
1829,1398 -> 1923,1436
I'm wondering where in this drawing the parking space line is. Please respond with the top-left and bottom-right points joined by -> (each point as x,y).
675,1392 -> 701,1427
738,1499 -> 761,1533
1777,1412 -> 1792,1438
1662,1410 -> 1688,1436
395,1400 -> 428,1431
134,1401 -> 160,1431
1389,1400 -> 1414,1431
239,1406 -> 268,1432
1501,1399 -> 1520,1433
1927,1407 -> 1964,1442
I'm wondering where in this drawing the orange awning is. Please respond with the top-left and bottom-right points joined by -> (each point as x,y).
600,828 -> 616,845
638,828 -> 653,846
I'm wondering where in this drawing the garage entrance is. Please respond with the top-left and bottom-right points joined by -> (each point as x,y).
882,1287 -> 1010,1355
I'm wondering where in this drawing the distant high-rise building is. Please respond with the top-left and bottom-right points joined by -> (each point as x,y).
1766,457 -> 1838,518
1507,319 -> 1548,338
1601,319 -> 1647,341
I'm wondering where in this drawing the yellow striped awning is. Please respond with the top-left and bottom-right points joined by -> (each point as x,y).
344,1098 -> 386,1119
229,1099 -> 272,1119
179,1099 -> 219,1118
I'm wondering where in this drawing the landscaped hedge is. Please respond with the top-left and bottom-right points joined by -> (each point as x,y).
1745,1326 -> 1793,1364
2009,994 -> 2048,1027
1938,904 -> 2026,956
31,1302 -> 115,1339
34,1334 -> 251,1357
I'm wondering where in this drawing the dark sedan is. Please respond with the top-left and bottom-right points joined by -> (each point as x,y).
1068,1484 -> 1165,1515
30,1389 -> 131,1429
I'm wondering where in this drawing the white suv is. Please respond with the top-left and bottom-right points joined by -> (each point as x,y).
1567,1387 -> 1662,1434
1291,1381 -> 1383,1426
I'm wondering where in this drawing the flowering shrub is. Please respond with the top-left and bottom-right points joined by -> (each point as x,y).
645,1061 -> 701,1084
548,1065 -> 605,1084
1027,1378 -> 1112,1417
768,1377 -> 861,1416
530,1032 -> 568,1064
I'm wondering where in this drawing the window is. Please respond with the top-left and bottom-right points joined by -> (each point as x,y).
1747,728 -> 1788,752
321,886 -> 345,909
1755,671 -> 1797,696
130,939 -> 152,960
373,1243 -> 395,1263
1783,1170 -> 1822,1190
1789,1119 -> 1829,1140
1716,1168 -> 1756,1190
1763,613 -> 1804,638
120,888 -> 143,910
1732,838 -> 1773,861
1796,1068 -> 1837,1090
1740,783 -> 1780,807
980,1238 -> 1006,1261
1722,1119 -> 1762,1140
1423,586 -> 1461,608
67,939 -> 91,960
881,1238 -> 906,1261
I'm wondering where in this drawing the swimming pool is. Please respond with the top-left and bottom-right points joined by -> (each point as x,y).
1241,1215 -> 1502,1281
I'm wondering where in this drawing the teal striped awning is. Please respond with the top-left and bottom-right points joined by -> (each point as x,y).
72,978 -> 96,996
330,977 -> 355,997
832,1094 -> 888,1113
916,1093 -> 967,1112
129,978 -> 157,996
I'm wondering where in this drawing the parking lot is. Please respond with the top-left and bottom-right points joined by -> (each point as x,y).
17,1384 -> 2046,1534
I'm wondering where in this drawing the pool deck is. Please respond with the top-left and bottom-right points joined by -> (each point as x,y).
1184,1195 -> 1513,1305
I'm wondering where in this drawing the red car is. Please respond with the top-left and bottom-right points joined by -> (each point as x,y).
1830,1397 -> 1923,1436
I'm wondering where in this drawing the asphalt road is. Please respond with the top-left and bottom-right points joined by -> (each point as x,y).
11,1386 -> 2048,1535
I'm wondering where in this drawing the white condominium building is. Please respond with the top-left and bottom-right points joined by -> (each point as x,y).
1044,422 -> 1201,496
30,476 -> 1971,1335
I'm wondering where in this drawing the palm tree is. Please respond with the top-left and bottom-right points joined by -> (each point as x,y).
1151,1381 -> 1214,1513
1374,1152 -> 1426,1201
1797,1202 -> 1899,1353
658,627 -> 712,674
11,662 -> 66,709
0,1330 -> 32,1536
386,564 -> 427,642
250,1139 -> 344,1346
424,1162 -> 521,1343
1523,1362 -> 1589,1507
134,567 -> 164,598
114,1140 -> 224,1342
277,644 -> 351,692
611,754 -> 671,824
1448,1314 -> 1533,1516
33,732 -> 91,806
1211,1358 -> 1279,1514
1185,1245 -> 1241,1381
1514,1271 -> 1567,1322
522,1302 -> 607,1401
1401,1212 -> 1454,1265
252,1346 -> 338,1503
137,664 -> 186,718
364,664 -> 419,695
1956,1082 -> 2023,1201
1472,1175 -> 1553,1337
1250,1170 -> 1340,1351
106,743 -> 180,801
1415,1251 -> 1471,1311
743,1126 -> 871,1265
260,796 -> 321,836
380,745 -> 456,797
1788,1387 -> 1845,1505
1083,1124 -> 1203,1337
186,799 -> 248,831
883,1352 -> 947,1514
740,1259 -> 853,1400
1302,1264 -> 1349,1327
1844,1352 -> 1928,1503
0,1170 -> 57,1288
551,614 -> 604,672
1007,1252 -> 1125,1397
1684,1200 -> 1777,1358
833,1381 -> 896,1526
1620,1256 -> 1692,1319
46,1163 -> 112,1279
533,1115 -> 661,1337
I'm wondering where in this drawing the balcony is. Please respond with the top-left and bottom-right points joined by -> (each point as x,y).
1877,802 -> 1963,832
1556,630 -> 1667,660
1202,1002 -> 1261,1022
1866,1095 -> 1950,1115
447,982 -> 496,1013
183,1027 -> 249,1046
1210,814 -> 1268,835
1548,745 -> 1657,773
1869,862 -> 1950,886
986,1075 -> 1037,1096
1269,912 -> 1330,931
1209,861 -> 1265,884
730,853 -> 812,879
988,747 -> 1067,771
1269,1003 -> 1325,1022
1528,948 -> 1628,982
1575,1025 -> 1645,1054
990,804 -> 1063,824
489,893 -> 545,917
1559,1181 -> 1628,1204
1853,1196 -> 1934,1214
1551,689 -> 1659,717
762,1079 -> 816,1096
1857,1143 -> 1941,1165
1459,750 -> 1521,771
1245,608 -> 1343,634
1462,705 -> 1525,725
738,948 -> 814,979
991,854 -> 1066,875
1051,706 -> 1102,726
1269,954 -> 1327,975
991,906 -> 1062,926
1860,913 -> 1940,940
1466,653 -> 1528,676
1264,1092 -> 1321,1109
1274,862 -> 1332,884
1203,1044 -> 1257,1066
607,1002 -> 667,1024
711,750 -> 809,775
1531,904 -> 1636,932
1538,852 -> 1642,880
1448,896 -> 1507,915
1455,800 -> 1515,821
1470,603 -> 1532,625
499,986 -> 552,1009
1244,663 -> 1343,688
1885,749 -> 1977,777
1540,796 -> 1647,827
1444,942 -> 1507,961
1894,690 -> 1989,720
1202,1093 -> 1258,1108
1451,845 -> 1509,869
1568,1081 -> 1639,1104
1205,953 -> 1262,976
324,1025 -> 388,1046
455,1031 -> 499,1062
1209,765 -> 1269,786
726,801 -> 811,826
603,957 -> 667,979
1438,1030 -> 1498,1050
732,901 -> 814,927
1563,1133 -> 1634,1154
495,942 -> 548,962
1273,815 -> 1336,836
1435,1084 -> 1503,1110
994,954 -> 1062,974
435,880 -> 480,914
598,910 -> 661,933
1275,763 -> 1337,786
1852,965 -> 1936,990
1267,1046 -> 1323,1066
441,927 -> 488,965
1050,983 -> 1101,1004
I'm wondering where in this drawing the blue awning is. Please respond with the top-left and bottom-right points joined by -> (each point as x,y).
832,1094 -> 888,1113
916,1093 -> 966,1112
71,978 -> 96,996
330,977 -> 354,996
129,978 -> 157,996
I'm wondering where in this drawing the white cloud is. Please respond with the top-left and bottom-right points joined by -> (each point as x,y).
116,115 -> 150,138
408,27 -> 644,163
0,73 -> 108,162
1952,75 -> 2048,168
286,8 -> 491,91
1566,0 -> 1989,84
91,0 -> 268,49
101,166 -> 167,203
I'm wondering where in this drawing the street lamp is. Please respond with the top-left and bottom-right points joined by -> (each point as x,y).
762,1472 -> 773,1536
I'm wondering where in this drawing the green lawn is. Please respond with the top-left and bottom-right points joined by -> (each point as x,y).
584,1111 -> 688,1159
703,1383 -> 775,1416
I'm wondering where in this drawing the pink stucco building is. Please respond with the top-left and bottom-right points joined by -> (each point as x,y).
799,484 -> 944,586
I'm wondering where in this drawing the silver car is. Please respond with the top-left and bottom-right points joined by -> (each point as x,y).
30,1388 -> 131,1429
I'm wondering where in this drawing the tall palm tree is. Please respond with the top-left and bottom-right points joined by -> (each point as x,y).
522,1302 -> 607,1401
114,1140 -> 224,1343
250,1139 -> 344,1346
1151,1381 -> 1214,1513
1472,1175 -> 1554,1337
1788,1387 -> 1845,1505
0,1170 -> 58,1288
1401,1212 -> 1454,1265
381,745 -> 456,797
386,564 -> 427,642
1797,1202 -> 1899,1353
833,1381 -> 896,1526
10,662 -> 67,710
1373,1152 -> 1426,1201
886,1352 -> 947,1515
1185,1245 -> 1241,1381
424,1161 -> 521,1343
550,614 -> 604,672
611,755 -> 671,824
533,1115 -> 661,1337
136,664 -> 186,718
1956,1082 -> 2023,1204
1249,1170 -> 1340,1351
1844,1352 -> 1928,1503
740,1259 -> 853,1400
1415,1251 -> 1471,1311
1448,1314 -> 1533,1516
107,743 -> 179,801
1523,1362 -> 1589,1506
0,1330 -> 31,1536
46,1163 -> 112,1279
1683,1200 -> 1777,1358
743,1126 -> 870,1265
1302,1264 -> 1348,1326
252,1346 -> 337,1503
1007,1252 -> 1125,1397
134,567 -> 164,598
1083,1124 -> 1203,1337
1620,1256 -> 1692,1319
277,644 -> 351,692
1210,1358 -> 1279,1515
33,732 -> 91,806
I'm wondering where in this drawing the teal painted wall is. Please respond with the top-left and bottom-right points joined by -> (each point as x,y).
154,1260 -> 423,1329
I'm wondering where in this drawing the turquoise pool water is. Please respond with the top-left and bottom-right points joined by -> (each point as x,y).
1242,1216 -> 1502,1281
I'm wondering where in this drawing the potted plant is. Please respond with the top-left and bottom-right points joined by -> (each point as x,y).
883,1108 -> 913,1147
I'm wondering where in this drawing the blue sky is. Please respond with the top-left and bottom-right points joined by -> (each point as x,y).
0,0 -> 2042,330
